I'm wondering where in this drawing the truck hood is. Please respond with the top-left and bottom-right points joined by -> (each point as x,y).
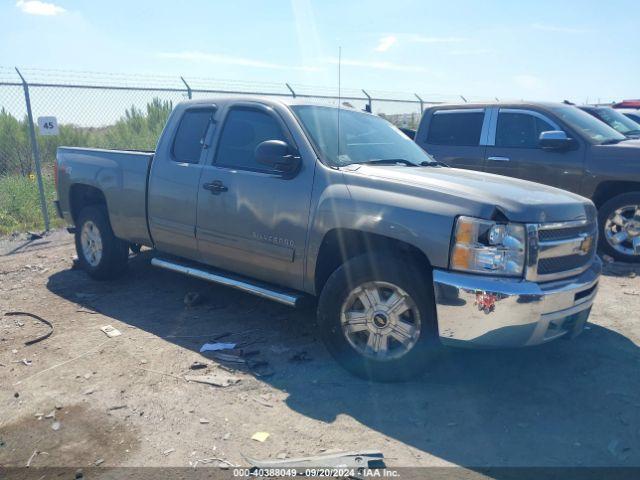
591,139 -> 640,164
344,165 -> 594,224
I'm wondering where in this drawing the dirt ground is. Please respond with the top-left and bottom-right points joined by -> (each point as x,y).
1,229 -> 640,471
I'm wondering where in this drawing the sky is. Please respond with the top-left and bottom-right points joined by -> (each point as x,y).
1,0 -> 639,103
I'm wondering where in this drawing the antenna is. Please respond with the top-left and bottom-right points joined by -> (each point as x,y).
337,46 -> 342,162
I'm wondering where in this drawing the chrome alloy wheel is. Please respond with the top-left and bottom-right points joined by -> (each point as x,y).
80,220 -> 103,267
605,205 -> 640,256
340,281 -> 421,360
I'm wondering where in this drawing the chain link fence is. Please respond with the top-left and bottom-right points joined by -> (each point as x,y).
0,66 -> 496,234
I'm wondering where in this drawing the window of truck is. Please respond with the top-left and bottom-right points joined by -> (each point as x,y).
426,110 -> 485,146
172,108 -> 216,164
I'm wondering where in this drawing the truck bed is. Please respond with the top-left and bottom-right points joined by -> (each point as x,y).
56,147 -> 154,246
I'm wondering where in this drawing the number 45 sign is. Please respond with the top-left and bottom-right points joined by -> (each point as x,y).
37,116 -> 59,136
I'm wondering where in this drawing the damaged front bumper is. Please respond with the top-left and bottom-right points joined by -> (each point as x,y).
433,257 -> 601,348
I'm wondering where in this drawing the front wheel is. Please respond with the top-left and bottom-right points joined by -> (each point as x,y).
317,253 -> 441,381
75,206 -> 129,280
598,192 -> 640,263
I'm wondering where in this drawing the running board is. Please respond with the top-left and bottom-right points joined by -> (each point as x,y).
151,257 -> 303,307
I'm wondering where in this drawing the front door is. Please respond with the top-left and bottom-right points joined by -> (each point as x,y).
484,108 -> 585,193
196,104 -> 314,290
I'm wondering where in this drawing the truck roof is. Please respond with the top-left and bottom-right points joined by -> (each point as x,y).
176,95 -> 363,111
423,101 -> 570,112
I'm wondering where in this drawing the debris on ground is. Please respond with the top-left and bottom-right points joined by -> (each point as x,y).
199,418 -> 209,424
184,292 -> 203,307
254,397 -> 274,408
107,405 -> 127,411
26,449 -> 39,467
5,311 -> 54,346
163,448 -> 175,456
251,431 -> 270,443
185,372 -> 241,387
244,450 -> 385,469
12,358 -> 32,366
94,458 -> 105,466
189,361 -> 207,370
51,421 -> 61,431
209,352 -> 245,364
100,325 -> 122,338
192,457 -> 236,468
199,342 -> 236,353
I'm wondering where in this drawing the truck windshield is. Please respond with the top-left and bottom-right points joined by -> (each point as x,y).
590,107 -> 640,136
291,105 -> 436,167
549,105 -> 627,145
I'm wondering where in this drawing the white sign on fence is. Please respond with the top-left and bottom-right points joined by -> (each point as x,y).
37,116 -> 59,136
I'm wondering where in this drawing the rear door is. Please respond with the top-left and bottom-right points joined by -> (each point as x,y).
417,108 -> 487,170
195,103 -> 314,290
484,108 -> 584,192
147,106 -> 215,259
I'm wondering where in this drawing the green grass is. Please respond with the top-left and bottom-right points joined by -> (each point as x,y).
0,173 -> 64,235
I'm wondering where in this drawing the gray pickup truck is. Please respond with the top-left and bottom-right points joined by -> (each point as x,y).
415,102 -> 640,262
55,97 -> 601,380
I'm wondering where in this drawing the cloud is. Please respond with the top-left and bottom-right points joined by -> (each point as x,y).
531,23 -> 590,34
409,35 -> 465,44
514,74 -> 545,90
16,0 -> 65,15
375,35 -> 398,52
157,51 -> 321,72
324,56 -> 427,72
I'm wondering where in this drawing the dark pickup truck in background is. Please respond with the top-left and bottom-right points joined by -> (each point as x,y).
579,105 -> 640,139
415,102 -> 640,262
56,97 -> 601,380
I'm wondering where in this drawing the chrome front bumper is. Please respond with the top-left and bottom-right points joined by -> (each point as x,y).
433,257 -> 601,348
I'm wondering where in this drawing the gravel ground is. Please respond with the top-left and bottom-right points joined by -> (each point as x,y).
1,229 -> 639,470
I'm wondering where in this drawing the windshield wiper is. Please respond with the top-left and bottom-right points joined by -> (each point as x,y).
626,130 -> 640,136
601,138 -> 624,145
420,160 -> 449,167
354,159 -> 418,166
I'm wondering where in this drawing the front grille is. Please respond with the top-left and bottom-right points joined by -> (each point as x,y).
538,254 -> 592,275
529,220 -> 597,281
538,224 -> 593,242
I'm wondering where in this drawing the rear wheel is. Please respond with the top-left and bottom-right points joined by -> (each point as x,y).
599,192 -> 640,263
317,253 -> 440,381
75,206 -> 129,280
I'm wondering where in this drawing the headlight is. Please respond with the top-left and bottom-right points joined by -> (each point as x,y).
450,216 -> 526,276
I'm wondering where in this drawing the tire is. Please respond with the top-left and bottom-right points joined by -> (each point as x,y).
75,205 -> 129,280
598,192 -> 640,263
317,253 -> 441,382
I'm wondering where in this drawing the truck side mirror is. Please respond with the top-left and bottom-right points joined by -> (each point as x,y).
539,130 -> 574,150
255,140 -> 300,174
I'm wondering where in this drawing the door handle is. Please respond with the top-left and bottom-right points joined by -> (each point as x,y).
487,156 -> 511,162
203,181 -> 228,194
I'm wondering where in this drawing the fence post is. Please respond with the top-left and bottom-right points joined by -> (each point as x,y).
285,83 -> 296,98
361,90 -> 372,113
181,76 -> 192,99
414,93 -> 424,113
15,67 -> 50,232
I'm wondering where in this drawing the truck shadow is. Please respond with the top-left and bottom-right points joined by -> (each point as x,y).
46,252 -> 640,473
